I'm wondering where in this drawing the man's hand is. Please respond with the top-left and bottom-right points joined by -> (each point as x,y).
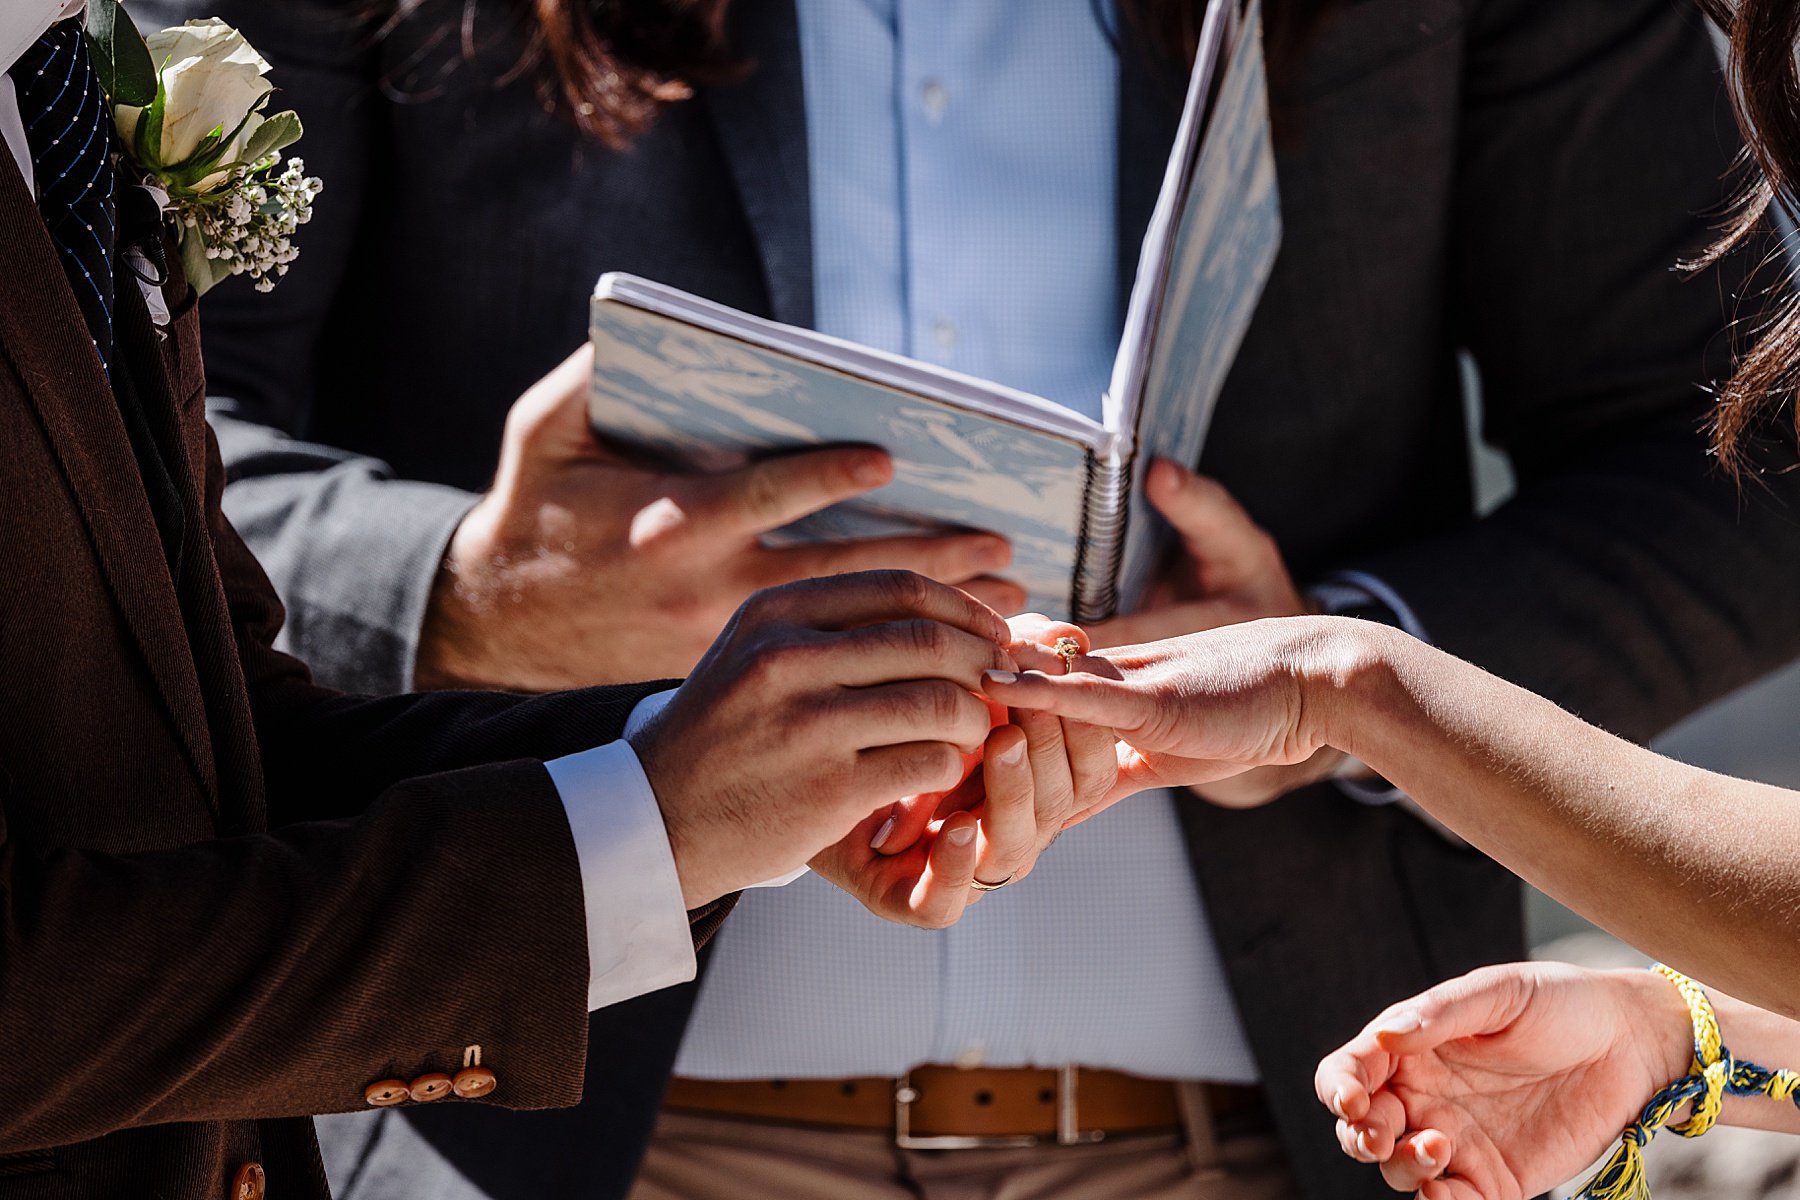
1312,963 -> 1692,1199
416,346 -> 1025,691
1089,458 -> 1342,806
629,571 -> 1018,910
811,617 -> 1120,927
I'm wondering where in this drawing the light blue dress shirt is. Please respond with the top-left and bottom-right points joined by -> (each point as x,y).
673,0 -> 1258,1083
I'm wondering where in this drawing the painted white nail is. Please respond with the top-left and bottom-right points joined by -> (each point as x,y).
1376,1011 -> 1422,1037
946,823 -> 976,847
985,669 -> 1020,685
869,816 -> 898,850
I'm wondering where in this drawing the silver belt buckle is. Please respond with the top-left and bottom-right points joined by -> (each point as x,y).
892,1066 -> 1106,1151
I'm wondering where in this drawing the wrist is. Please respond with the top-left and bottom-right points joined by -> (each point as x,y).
1296,617 -> 1411,764
1617,967 -> 1703,1087
414,498 -> 512,690
628,725 -> 717,910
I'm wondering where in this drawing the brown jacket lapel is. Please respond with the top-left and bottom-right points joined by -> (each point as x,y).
0,161 -> 219,809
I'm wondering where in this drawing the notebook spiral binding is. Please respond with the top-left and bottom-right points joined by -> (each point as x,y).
1070,453 -> 1132,624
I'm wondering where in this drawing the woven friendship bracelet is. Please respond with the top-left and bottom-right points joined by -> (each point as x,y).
1573,965 -> 1800,1200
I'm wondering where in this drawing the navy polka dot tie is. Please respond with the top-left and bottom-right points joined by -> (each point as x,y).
15,20 -> 117,375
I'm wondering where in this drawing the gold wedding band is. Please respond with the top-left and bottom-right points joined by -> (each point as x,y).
1053,637 -> 1082,675
971,874 -> 1014,892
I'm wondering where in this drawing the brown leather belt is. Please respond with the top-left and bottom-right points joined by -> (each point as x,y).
664,1066 -> 1263,1150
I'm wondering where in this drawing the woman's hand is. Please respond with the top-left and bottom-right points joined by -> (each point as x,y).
416,344 -> 1025,691
981,615 -> 1386,808
814,616 -> 1120,924
1313,963 -> 1692,1199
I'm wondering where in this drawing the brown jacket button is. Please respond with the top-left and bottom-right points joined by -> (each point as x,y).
409,1072 -> 453,1102
452,1066 -> 498,1098
364,1079 -> 411,1107
230,1162 -> 265,1200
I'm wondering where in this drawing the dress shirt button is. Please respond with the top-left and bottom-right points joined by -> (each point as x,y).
452,1065 -> 499,1099
919,78 -> 950,123
409,1073 -> 454,1102
363,1079 -> 411,1107
229,1162 -> 266,1200
930,319 -> 958,351
954,1044 -> 986,1069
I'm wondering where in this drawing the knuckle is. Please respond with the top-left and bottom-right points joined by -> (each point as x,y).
903,618 -> 952,663
883,569 -> 933,613
737,465 -> 785,522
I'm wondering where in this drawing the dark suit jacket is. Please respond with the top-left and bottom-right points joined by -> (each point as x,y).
132,0 -> 1800,1196
0,107 -> 736,1197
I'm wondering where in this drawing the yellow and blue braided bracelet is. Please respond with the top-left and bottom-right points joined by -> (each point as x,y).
1573,964 -> 1800,1200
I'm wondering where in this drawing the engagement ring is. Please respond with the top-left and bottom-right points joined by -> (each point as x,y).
1053,637 -> 1082,674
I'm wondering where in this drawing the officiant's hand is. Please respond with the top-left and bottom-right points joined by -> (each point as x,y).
1087,459 -> 1344,806
813,617 -> 1121,926
1312,963 -> 1691,1199
416,345 -> 1027,692
630,571 -> 1018,909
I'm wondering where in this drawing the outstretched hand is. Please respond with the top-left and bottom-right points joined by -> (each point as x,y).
982,616 -> 1367,809
1312,963 -> 1692,1199
1083,459 -> 1344,806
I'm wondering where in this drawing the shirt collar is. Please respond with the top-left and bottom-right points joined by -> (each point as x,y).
2,1 -> 88,78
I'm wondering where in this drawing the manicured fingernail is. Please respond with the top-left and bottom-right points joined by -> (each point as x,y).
946,823 -> 976,847
984,670 -> 1020,686
998,740 -> 1027,766
852,453 -> 889,487
1414,1144 -> 1438,1170
869,816 -> 897,850
1331,1088 -> 1348,1118
1376,1012 -> 1422,1036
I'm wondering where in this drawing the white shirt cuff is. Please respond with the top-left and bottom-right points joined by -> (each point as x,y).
546,707 -> 697,1011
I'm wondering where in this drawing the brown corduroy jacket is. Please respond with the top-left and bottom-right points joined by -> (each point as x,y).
0,155 -> 718,1196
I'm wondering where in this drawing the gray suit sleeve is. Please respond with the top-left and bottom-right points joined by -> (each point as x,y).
1342,0 -> 1800,742
213,405 -> 476,694
136,0 -> 478,694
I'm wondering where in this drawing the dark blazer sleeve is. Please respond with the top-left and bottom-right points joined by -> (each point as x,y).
1345,0 -> 1800,741
133,0 -> 472,695
0,428 -> 720,1156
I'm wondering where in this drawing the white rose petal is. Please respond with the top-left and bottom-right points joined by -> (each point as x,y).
147,19 -> 274,167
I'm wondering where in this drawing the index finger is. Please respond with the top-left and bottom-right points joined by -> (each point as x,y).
750,570 -> 1011,645
692,445 -> 894,536
1314,1036 -> 1396,1124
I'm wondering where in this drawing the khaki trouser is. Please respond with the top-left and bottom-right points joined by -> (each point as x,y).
629,1082 -> 1303,1200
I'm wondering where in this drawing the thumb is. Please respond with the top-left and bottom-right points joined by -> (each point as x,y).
1368,967 -> 1533,1057
503,344 -> 602,469
1145,459 -> 1277,586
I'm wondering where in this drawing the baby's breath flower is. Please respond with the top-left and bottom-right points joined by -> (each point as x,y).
177,154 -> 322,293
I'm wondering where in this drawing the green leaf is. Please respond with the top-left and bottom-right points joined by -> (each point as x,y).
137,87 -> 167,172
85,0 -> 158,108
239,111 -> 303,165
179,224 -> 234,299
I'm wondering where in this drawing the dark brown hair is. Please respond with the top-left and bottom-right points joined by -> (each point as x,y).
442,0 -> 1336,149
1695,0 -> 1800,474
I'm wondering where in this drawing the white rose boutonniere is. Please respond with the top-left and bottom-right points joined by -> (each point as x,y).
87,0 -> 322,295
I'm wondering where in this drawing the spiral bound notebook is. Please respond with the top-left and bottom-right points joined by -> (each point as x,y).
588,0 -> 1281,621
